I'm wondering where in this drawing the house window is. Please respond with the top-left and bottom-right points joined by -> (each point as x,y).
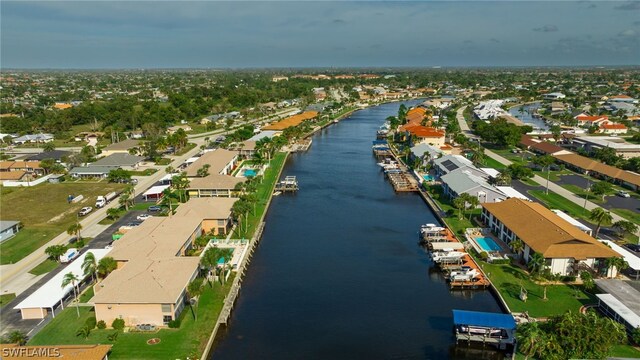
163,315 -> 172,325
161,304 -> 172,313
217,219 -> 225,226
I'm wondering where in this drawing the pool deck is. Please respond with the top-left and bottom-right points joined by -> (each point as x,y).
464,228 -> 511,261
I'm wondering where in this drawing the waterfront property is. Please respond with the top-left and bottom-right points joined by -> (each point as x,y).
185,149 -> 246,197
91,198 -> 235,328
570,136 -> 640,159
262,111 -> 318,131
481,198 -> 621,277
185,149 -> 238,177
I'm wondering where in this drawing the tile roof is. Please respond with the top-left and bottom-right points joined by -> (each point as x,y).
401,124 -> 445,138
188,174 -> 246,190
0,170 -> 27,180
262,111 -> 319,131
102,138 -> 143,152
185,149 -> 238,176
553,153 -> 640,187
482,198 -> 620,260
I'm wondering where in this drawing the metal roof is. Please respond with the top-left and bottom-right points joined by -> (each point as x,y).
0,220 -> 20,232
596,294 -> 640,328
452,310 -> 515,330
14,249 -> 111,310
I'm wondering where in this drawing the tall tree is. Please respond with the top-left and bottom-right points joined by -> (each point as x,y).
589,208 -> 613,238
82,252 -> 98,284
61,272 -> 81,318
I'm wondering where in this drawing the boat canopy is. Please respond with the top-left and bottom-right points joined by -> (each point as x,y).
452,310 -> 516,330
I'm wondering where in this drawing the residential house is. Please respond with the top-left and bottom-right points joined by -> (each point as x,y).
0,220 -> 21,243
187,175 -> 246,198
272,76 -> 289,82
0,171 -> 27,182
440,169 -> 505,203
232,140 -> 257,159
550,102 -> 566,113
574,113 -> 610,128
90,153 -> 145,171
12,134 -> 54,145
570,136 -> 640,159
400,125 -> 446,147
595,279 -> 640,336
25,150 -> 72,162
519,135 -> 571,156
542,92 -> 566,100
481,198 -> 620,276
410,143 -> 443,164
0,160 -> 44,175
101,139 -> 143,157
599,123 -> 628,135
166,125 -> 192,134
185,149 -> 238,177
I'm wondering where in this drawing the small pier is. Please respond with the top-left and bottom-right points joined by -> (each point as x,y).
291,138 -> 312,152
275,176 -> 299,192
453,310 -> 516,351
372,140 -> 392,158
386,171 -> 418,192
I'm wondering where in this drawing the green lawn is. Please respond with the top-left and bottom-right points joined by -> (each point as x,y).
29,275 -> 234,359
609,344 -> 640,358
0,293 -> 16,307
233,152 -> 287,239
79,287 -> 94,303
175,143 -> 197,156
28,259 -> 59,275
0,182 -> 126,264
129,169 -> 158,176
482,156 -> 507,170
611,208 -> 640,225
482,263 -> 595,318
424,185 -> 477,237
532,169 -> 572,182
528,190 -> 593,223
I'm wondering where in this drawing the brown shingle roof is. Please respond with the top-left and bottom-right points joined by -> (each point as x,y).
553,153 -> 640,187
102,139 -> 143,152
529,141 -> 567,155
482,198 -> 619,260
0,170 -> 26,180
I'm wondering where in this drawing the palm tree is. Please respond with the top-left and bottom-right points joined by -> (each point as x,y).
589,208 -> 613,238
218,248 -> 234,285
516,322 -> 544,360
7,330 -> 28,346
528,252 -> 545,275
76,326 -> 91,339
201,247 -> 220,285
605,257 -> 628,277
453,197 -> 466,220
106,208 -> 120,221
82,252 -> 98,284
465,195 -> 480,221
97,257 -> 117,278
67,222 -> 83,241
612,220 -> 638,238
495,169 -> 512,186
61,272 -> 81,318
511,239 -> 524,259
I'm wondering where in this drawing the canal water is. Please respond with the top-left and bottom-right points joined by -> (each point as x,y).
212,101 -> 503,359
508,102 -> 548,130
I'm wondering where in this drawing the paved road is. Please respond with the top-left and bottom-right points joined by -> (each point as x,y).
554,174 -> 640,212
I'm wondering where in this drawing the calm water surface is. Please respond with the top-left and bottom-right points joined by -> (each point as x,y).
508,102 -> 548,130
212,101 -> 503,359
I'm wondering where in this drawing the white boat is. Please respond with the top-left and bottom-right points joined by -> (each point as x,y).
273,191 -> 282,196
333,119 -> 339,123
420,223 -> 446,234
450,268 -> 480,282
377,159 -> 396,167
431,250 -> 466,263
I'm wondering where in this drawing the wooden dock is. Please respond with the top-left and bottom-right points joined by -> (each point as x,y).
291,138 -> 312,152
274,176 -> 299,192
386,171 -> 419,192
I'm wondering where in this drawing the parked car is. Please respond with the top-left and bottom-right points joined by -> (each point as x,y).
616,190 -> 631,198
623,243 -> 640,252
148,205 -> 162,212
78,207 -> 93,216
137,214 -> 152,221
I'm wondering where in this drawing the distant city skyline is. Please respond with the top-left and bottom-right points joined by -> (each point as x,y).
2,1 -> 639,69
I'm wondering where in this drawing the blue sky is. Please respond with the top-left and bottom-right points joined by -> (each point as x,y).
1,1 -> 639,68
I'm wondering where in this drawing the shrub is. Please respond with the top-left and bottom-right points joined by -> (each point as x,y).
561,275 -> 577,282
479,251 -> 489,261
111,318 -> 125,330
96,320 -> 107,329
168,319 -> 181,328
490,258 -> 510,265
107,332 -> 119,342
85,317 -> 97,330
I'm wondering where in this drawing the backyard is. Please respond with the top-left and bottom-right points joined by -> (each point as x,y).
28,276 -> 234,360
481,262 -> 595,318
0,182 -> 126,264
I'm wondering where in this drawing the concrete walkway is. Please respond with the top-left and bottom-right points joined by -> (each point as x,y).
455,104 -> 626,224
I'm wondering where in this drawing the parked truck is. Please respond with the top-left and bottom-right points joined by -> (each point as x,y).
59,248 -> 79,263
95,192 -> 119,208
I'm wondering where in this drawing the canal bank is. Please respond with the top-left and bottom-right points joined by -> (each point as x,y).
211,101 -> 504,359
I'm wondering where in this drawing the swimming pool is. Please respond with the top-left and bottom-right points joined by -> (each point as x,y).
475,237 -> 501,252
243,169 -> 257,177
423,175 -> 433,181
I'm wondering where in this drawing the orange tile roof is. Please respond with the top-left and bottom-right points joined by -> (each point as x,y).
601,123 -> 627,129
262,111 -> 319,131
576,114 -> 608,122
53,103 -> 73,109
0,170 -> 26,180
402,125 -> 445,138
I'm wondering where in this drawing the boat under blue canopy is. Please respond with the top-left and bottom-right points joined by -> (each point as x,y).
452,310 -> 516,330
